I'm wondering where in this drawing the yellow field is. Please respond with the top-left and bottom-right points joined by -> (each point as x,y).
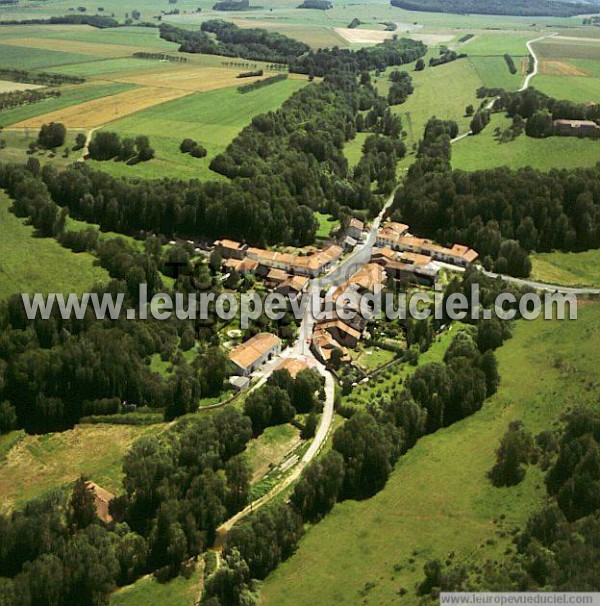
12,85 -> 193,128
111,65 -> 278,93
0,79 -> 43,93
540,60 -> 591,76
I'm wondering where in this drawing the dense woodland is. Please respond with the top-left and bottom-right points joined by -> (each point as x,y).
392,117 -> 600,277
390,0 -> 592,17
159,20 -> 310,65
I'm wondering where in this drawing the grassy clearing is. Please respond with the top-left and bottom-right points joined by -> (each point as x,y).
0,423 -> 163,511
452,113 -> 600,172
530,250 -> 600,287
260,302 -> 600,606
469,55 -> 523,90
379,57 -> 483,148
354,346 -> 396,373
109,564 -> 202,606
245,424 -> 302,483
342,131 -> 369,168
0,82 -> 136,127
0,191 -> 108,299
87,79 -> 306,180
314,212 -> 340,240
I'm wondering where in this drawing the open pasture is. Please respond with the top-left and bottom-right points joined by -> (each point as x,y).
0,191 -> 108,300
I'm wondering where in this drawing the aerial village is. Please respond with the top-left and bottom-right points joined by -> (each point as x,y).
215,217 -> 479,389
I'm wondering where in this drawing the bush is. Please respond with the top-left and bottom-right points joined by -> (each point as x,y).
38,122 -> 66,149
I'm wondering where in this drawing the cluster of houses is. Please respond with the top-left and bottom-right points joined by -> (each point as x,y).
220,219 -> 479,375
375,222 -> 479,268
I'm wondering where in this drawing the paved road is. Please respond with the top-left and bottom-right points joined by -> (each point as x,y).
451,32 -> 556,144
433,261 -> 599,295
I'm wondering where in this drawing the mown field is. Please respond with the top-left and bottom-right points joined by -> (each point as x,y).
452,114 -> 600,172
530,250 -> 600,287
0,191 -> 108,299
86,79 -> 306,180
260,302 -> 600,605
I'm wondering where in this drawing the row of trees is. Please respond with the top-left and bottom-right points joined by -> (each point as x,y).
238,73 -> 288,93
0,68 -> 84,86
88,132 -> 155,163
0,89 -> 60,112
159,21 -> 310,65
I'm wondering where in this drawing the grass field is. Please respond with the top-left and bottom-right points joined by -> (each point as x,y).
0,423 -> 162,511
379,57 -> 483,147
353,346 -> 396,372
110,567 -> 202,606
260,301 -> 600,605
452,114 -> 600,172
86,79 -> 306,180
342,132 -> 369,169
0,191 -> 108,299
469,55 -> 523,90
0,43 -> 94,69
530,250 -> 600,287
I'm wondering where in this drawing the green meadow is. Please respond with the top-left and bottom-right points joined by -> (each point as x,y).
87,78 -> 307,180
452,114 -> 600,172
0,191 -> 108,299
530,250 -> 600,287
260,302 -> 600,605
0,43 -> 93,70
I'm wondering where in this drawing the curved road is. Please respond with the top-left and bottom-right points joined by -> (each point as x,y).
451,32 -> 556,143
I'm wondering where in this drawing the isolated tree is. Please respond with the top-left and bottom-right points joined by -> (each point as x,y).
489,421 -> 536,486
74,132 -> 87,150
38,122 -> 66,149
465,104 -> 474,116
414,58 -> 425,71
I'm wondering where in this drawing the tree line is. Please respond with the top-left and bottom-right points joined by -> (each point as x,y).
390,0 -> 591,17
0,68 -> 84,86
0,89 -> 60,112
238,73 -> 287,94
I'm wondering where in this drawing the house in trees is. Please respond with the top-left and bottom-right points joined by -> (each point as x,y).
276,357 -> 310,378
229,332 -> 282,377
215,239 -> 248,260
371,247 -> 439,286
311,328 -> 350,364
553,119 -> 600,138
85,481 -> 115,524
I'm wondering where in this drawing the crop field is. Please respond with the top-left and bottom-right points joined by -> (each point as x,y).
0,191 -> 108,300
452,114 -> 600,172
260,302 -> 600,605
530,250 -> 600,287
85,79 -> 306,180
0,42 -> 94,70
0,423 -> 162,511
0,81 -> 135,126
11,86 -> 193,129
0,80 -> 43,93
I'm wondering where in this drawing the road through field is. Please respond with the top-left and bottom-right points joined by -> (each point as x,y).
451,32 -> 556,143
212,191 -> 396,551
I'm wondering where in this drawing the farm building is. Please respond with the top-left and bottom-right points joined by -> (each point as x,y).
229,332 -> 282,377
554,119 -> 600,137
